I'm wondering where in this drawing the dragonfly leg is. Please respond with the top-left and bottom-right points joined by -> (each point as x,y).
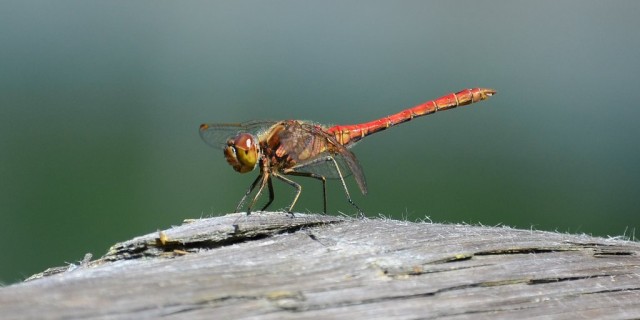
260,177 -> 275,211
287,155 -> 363,215
325,156 -> 364,216
272,173 -> 302,214
236,174 -> 263,214
284,171 -> 327,214
246,173 -> 271,214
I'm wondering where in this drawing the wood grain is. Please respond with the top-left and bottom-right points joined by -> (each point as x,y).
1,212 -> 639,319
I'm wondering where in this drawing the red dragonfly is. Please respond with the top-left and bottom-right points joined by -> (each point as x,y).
200,88 -> 495,214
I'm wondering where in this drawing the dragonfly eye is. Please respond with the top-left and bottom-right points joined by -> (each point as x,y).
224,133 -> 258,173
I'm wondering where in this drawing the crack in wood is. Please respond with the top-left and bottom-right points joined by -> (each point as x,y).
255,273 -> 640,314
593,250 -> 634,256
474,247 -> 578,255
527,274 -> 618,285
427,253 -> 475,264
102,215 -> 345,262
381,263 -> 492,278
152,295 -> 264,317
24,213 -> 347,280
582,287 -> 640,295
156,291 -> 307,316
260,280 -> 533,313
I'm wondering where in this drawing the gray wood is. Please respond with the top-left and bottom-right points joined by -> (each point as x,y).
1,212 -> 639,319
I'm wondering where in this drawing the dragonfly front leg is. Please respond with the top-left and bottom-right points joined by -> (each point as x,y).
236,174 -> 263,213
260,177 -> 275,211
246,173 -> 271,214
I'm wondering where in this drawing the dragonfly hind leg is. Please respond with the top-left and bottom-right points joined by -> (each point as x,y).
324,156 -> 364,216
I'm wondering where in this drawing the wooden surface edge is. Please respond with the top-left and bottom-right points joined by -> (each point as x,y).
1,212 -> 639,319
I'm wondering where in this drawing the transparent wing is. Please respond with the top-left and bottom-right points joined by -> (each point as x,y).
289,124 -> 368,195
199,120 -> 276,149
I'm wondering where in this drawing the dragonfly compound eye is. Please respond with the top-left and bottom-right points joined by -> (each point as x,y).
224,133 -> 258,173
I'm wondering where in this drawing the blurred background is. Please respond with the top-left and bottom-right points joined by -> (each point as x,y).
1,1 -> 639,284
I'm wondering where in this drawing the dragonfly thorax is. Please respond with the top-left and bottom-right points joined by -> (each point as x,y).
224,133 -> 260,173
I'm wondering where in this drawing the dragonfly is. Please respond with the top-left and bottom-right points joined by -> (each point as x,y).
200,88 -> 495,214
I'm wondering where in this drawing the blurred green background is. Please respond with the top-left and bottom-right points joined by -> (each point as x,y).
1,1 -> 639,284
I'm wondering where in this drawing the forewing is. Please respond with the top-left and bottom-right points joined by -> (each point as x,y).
199,120 -> 276,149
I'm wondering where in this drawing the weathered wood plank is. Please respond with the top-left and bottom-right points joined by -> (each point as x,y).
1,212 -> 639,319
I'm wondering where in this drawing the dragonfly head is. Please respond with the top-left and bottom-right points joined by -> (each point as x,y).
224,133 -> 260,173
